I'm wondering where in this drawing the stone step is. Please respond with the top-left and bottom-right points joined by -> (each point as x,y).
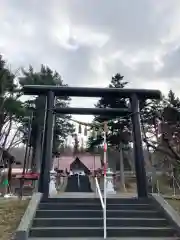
41,197 -> 150,204
28,238 -> 180,240
35,209 -> 163,218
38,203 -> 155,210
29,226 -> 177,238
32,217 -> 169,228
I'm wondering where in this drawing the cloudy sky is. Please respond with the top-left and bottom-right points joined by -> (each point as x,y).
0,0 -> 180,122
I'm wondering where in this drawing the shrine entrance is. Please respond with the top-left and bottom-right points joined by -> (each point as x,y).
22,85 -> 161,198
66,157 -> 92,192
70,157 -> 90,176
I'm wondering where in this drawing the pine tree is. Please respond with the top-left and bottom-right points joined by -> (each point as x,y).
87,73 -> 131,150
19,65 -> 75,171
141,90 -> 180,171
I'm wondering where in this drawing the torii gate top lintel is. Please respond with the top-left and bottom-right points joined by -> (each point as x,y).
22,85 -> 161,100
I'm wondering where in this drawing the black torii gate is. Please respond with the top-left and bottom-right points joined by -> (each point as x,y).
22,85 -> 161,198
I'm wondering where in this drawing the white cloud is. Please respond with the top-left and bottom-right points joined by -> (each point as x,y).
0,0 -> 180,122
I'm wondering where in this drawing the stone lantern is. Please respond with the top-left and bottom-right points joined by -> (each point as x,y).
106,168 -> 116,194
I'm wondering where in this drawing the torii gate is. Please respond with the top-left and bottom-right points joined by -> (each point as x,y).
22,85 -> 161,198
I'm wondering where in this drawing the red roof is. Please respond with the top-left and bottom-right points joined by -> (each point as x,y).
16,173 -> 39,180
54,154 -> 101,171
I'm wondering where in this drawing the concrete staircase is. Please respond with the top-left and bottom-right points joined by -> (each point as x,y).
28,197 -> 179,239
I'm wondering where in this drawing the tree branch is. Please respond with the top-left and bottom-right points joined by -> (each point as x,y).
2,116 -> 13,147
6,128 -> 20,150
8,139 -> 22,150
143,138 -> 180,163
164,137 -> 180,161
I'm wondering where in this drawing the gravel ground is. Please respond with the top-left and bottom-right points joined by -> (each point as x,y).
166,198 -> 180,213
0,199 -> 29,240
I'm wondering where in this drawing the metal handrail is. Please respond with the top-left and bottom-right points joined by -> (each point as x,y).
95,177 -> 106,239
95,177 -> 105,209
172,175 -> 180,196
153,175 -> 180,197
172,175 -> 180,189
